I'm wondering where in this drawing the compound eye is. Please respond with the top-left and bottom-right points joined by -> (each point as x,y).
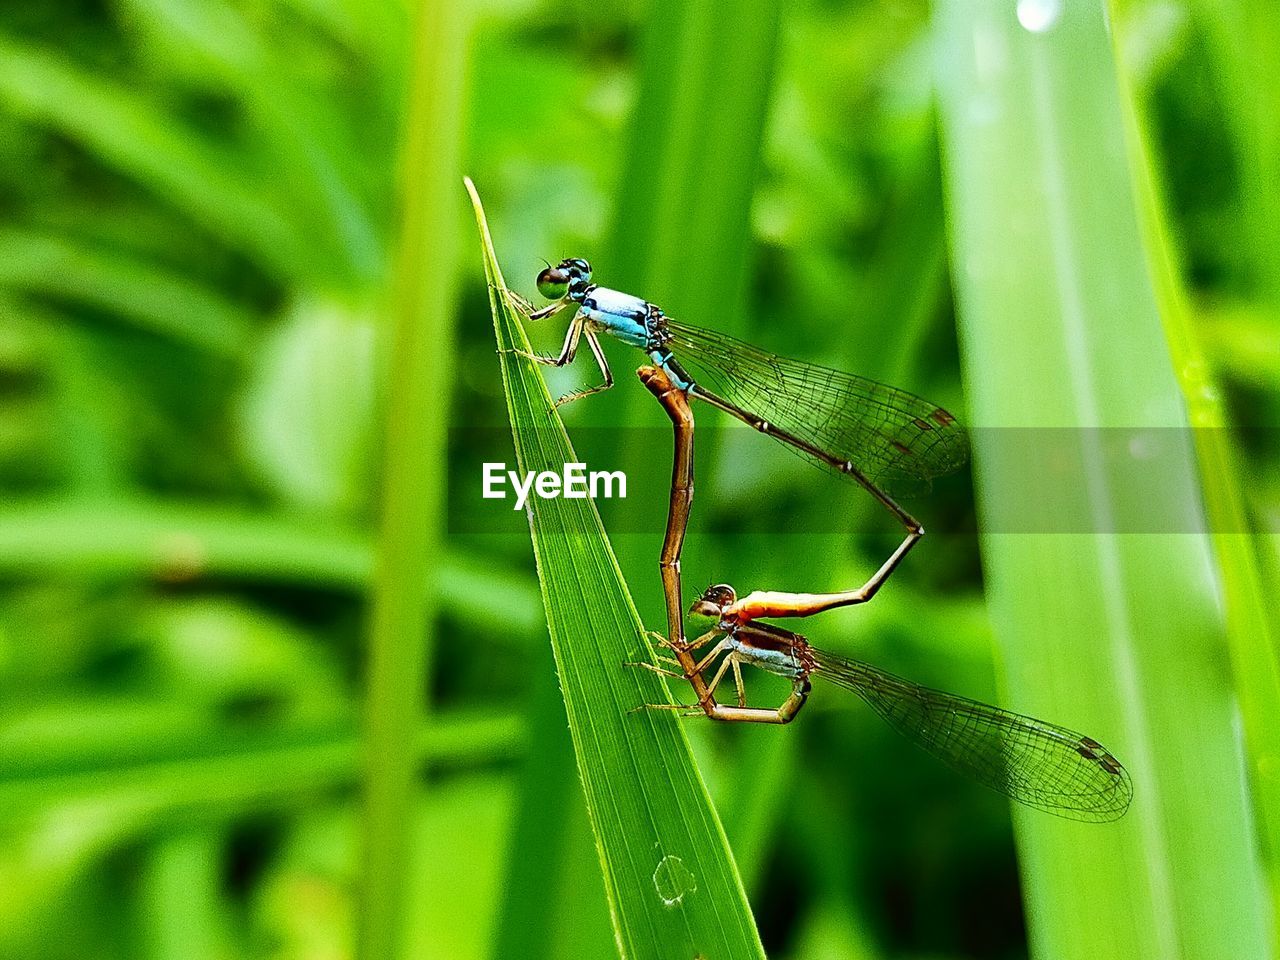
536,267 -> 569,300
689,583 -> 737,615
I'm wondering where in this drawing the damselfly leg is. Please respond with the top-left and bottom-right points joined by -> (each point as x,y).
511,316 -> 614,408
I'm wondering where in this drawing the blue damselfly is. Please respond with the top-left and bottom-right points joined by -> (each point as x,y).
519,258 -> 968,624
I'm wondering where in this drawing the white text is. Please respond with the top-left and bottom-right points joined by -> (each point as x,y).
482,462 -> 627,510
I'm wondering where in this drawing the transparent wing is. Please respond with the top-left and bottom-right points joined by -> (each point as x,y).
811,648 -> 1132,822
666,319 -> 968,496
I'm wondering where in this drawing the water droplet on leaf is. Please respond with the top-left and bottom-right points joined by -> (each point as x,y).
653,855 -> 697,907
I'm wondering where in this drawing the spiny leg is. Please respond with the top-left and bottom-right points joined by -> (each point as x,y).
701,670 -> 810,724
506,290 -> 535,314
692,637 -> 731,675
554,330 -> 614,407
704,652 -> 737,700
731,659 -> 746,708
642,632 -> 694,670
626,635 -> 727,694
509,314 -> 585,367
623,660 -> 686,681
644,629 -> 676,650
631,702 -> 708,719
526,299 -> 571,322
645,626 -> 720,658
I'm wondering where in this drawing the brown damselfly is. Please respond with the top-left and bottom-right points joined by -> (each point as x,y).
633,366 -> 1132,823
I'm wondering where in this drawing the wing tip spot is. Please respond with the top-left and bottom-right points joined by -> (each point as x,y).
1076,736 -> 1126,777
931,408 -> 957,427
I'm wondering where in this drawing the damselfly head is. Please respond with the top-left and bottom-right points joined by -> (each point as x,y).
689,583 -> 737,617
536,258 -> 593,301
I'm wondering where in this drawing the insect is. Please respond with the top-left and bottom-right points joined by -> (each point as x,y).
642,583 -> 1132,822
517,258 -> 968,623
629,367 -> 1130,823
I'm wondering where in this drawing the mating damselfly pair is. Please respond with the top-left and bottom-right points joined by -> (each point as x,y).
514,257 -> 1132,823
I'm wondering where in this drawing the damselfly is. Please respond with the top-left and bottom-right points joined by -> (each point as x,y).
631,366 -> 1130,821
649,583 -> 1132,822
518,259 -> 969,624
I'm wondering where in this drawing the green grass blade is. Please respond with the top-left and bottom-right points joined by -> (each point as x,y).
357,3 -> 469,958
0,712 -> 519,816
490,636 -> 615,960
0,229 -> 254,356
139,831 -> 229,960
608,0 -> 781,313
0,33 -> 307,279
0,499 -> 539,637
1108,5 -> 1280,939
465,177 -> 765,960
121,0 -> 384,282
933,1 -> 1271,957
1189,0 -> 1280,303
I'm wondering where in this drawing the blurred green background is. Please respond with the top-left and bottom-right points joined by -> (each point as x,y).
0,0 -> 1277,958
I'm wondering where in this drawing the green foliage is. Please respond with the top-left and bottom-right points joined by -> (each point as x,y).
935,0 -> 1271,956
0,0 -> 1275,958
358,5 -> 470,960
1113,0 -> 1280,943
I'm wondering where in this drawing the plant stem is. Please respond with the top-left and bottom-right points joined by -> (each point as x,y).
357,3 -> 470,958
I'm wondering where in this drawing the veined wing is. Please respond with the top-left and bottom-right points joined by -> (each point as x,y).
665,319 -> 968,496
811,648 -> 1132,822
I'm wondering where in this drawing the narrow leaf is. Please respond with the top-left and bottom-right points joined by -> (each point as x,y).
0,228 -> 253,356
934,1 -> 1271,957
466,177 -> 765,960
